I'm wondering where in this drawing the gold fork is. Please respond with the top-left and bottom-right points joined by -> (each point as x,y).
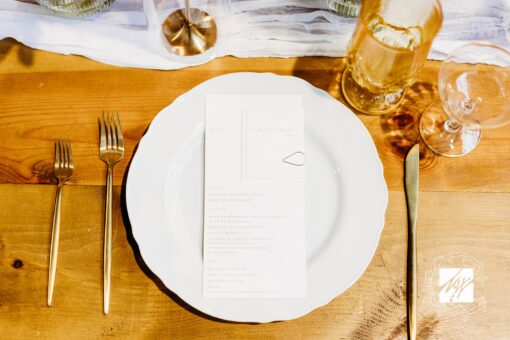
48,139 -> 73,307
99,111 -> 124,315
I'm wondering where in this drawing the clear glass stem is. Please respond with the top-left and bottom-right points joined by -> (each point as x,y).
442,119 -> 463,146
443,119 -> 461,134
420,102 -> 481,157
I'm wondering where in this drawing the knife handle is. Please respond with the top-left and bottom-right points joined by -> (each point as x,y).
405,143 -> 419,340
407,209 -> 417,340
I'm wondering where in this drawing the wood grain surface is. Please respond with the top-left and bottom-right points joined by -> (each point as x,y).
0,38 -> 509,339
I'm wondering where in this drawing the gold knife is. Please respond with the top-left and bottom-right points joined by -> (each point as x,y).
405,144 -> 419,340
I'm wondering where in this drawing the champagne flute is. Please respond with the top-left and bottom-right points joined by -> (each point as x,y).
342,0 -> 443,115
419,42 -> 510,157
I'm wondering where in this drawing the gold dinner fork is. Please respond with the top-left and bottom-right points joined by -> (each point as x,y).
99,112 -> 124,315
48,139 -> 73,307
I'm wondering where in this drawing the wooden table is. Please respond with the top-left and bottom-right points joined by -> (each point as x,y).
0,38 -> 509,339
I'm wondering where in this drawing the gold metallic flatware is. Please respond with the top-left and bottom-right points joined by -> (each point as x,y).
48,139 -> 73,307
405,144 -> 419,340
99,111 -> 124,315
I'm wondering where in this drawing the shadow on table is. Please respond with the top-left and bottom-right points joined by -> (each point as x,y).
119,145 -> 259,325
0,38 -> 34,67
291,56 -> 346,103
291,57 -> 438,162
378,81 -> 438,163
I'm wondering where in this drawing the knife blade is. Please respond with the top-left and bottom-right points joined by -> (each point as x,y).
405,144 -> 419,340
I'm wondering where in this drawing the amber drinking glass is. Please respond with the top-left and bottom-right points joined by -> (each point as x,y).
342,0 -> 443,115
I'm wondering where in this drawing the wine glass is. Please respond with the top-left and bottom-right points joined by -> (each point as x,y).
419,42 -> 510,157
341,0 -> 443,115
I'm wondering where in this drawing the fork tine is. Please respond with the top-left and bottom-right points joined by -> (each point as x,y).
108,112 -> 115,149
114,112 -> 124,150
103,111 -> 110,149
106,111 -> 112,149
59,140 -> 65,169
54,140 -> 61,169
63,140 -> 70,169
62,140 -> 68,169
105,111 -> 112,149
66,140 -> 73,168
109,112 -> 117,150
100,112 -> 107,149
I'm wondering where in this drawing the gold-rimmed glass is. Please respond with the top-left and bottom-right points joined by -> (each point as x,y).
342,0 -> 443,115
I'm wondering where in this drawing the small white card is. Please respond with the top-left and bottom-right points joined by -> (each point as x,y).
203,94 -> 307,299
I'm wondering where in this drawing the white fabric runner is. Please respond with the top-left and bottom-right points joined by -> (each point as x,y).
0,0 -> 508,69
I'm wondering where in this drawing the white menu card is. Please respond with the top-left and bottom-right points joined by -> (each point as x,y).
203,94 -> 307,299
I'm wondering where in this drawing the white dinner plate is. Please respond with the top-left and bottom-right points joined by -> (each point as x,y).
126,72 -> 387,323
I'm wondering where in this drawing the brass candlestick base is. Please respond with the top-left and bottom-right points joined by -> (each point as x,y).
162,8 -> 217,57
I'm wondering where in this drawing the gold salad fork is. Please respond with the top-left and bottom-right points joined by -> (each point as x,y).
99,112 -> 124,315
48,139 -> 73,307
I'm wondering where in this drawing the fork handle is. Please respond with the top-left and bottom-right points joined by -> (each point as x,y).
48,182 -> 64,307
103,166 -> 113,315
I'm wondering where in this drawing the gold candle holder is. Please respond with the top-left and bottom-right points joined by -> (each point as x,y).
162,0 -> 218,57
